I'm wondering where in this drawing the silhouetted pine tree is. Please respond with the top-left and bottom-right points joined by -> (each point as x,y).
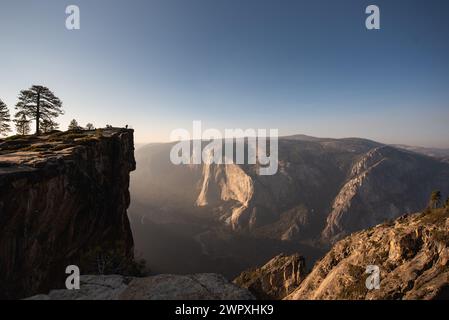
0,99 -> 12,136
40,118 -> 59,133
14,113 -> 31,135
429,190 -> 442,209
68,119 -> 80,131
15,85 -> 63,134
85,123 -> 95,130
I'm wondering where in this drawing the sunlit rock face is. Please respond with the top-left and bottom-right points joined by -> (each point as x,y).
0,129 -> 136,299
132,136 -> 449,242
234,253 -> 307,300
195,162 -> 254,229
286,209 -> 449,300
321,145 -> 449,242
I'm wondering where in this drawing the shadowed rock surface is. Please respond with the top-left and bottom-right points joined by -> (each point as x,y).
286,208 -> 449,300
27,274 -> 254,300
0,128 -> 136,299
233,253 -> 306,299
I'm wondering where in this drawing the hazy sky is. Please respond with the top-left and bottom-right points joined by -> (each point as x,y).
0,0 -> 448,147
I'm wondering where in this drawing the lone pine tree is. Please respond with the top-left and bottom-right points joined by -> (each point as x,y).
15,85 -> 63,134
430,190 -> 442,209
68,119 -> 80,131
14,113 -> 31,136
0,99 -> 12,137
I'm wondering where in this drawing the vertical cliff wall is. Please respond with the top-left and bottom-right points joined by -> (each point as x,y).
0,129 -> 136,299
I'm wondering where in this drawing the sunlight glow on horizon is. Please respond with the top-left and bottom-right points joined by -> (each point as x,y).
1,0 -> 448,148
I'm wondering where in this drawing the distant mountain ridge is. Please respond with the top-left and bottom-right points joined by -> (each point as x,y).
392,144 -> 449,163
132,135 -> 449,238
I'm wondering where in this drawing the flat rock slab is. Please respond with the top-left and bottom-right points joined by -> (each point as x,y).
26,274 -> 255,300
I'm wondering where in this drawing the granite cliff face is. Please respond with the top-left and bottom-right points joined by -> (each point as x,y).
286,209 -> 449,300
0,129 -> 136,299
321,145 -> 449,242
195,162 -> 255,228
232,209 -> 449,300
233,254 -> 306,300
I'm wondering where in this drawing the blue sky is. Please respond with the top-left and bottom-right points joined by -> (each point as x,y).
0,0 -> 448,147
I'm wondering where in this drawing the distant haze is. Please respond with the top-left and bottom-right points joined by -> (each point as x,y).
1,0 -> 448,147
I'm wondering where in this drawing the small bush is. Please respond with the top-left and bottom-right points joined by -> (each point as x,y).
95,129 -> 104,137
420,208 -> 449,224
79,240 -> 148,277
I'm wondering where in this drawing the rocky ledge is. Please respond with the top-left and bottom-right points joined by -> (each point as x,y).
234,254 -> 306,299
27,274 -> 254,300
0,128 -> 136,299
233,208 -> 449,300
287,208 -> 449,300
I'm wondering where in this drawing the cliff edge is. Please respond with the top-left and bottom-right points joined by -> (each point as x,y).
0,128 -> 136,299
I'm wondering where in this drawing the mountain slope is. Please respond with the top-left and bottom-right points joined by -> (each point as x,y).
321,145 -> 449,242
286,208 -> 449,300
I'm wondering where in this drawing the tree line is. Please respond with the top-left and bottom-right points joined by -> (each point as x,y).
0,85 -> 96,137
